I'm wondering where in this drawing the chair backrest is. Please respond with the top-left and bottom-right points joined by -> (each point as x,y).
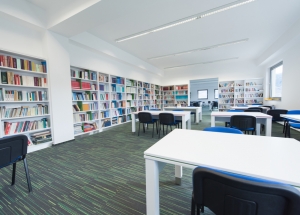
193,102 -> 199,107
193,167 -> 300,215
203,127 -> 243,134
287,110 -> 300,115
262,105 -> 272,110
267,109 -> 288,121
227,110 -> 244,112
230,115 -> 256,131
138,112 -> 153,123
0,135 -> 28,168
245,108 -> 263,112
159,113 -> 175,125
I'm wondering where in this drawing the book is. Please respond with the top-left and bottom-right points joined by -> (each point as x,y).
1,72 -> 7,84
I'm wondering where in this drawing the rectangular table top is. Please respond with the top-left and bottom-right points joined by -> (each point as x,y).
281,114 -> 300,122
132,110 -> 191,116
144,129 -> 300,187
231,106 -> 269,110
212,111 -> 272,118
164,107 -> 201,110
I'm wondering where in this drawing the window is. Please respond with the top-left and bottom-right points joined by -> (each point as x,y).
270,62 -> 283,98
197,90 -> 208,99
214,89 -> 218,99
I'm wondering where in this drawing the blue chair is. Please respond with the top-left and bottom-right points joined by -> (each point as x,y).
150,108 -> 161,111
251,103 -> 262,105
225,109 -> 244,126
192,166 -> 300,215
172,109 -> 183,128
203,126 -> 243,134
283,110 -> 300,135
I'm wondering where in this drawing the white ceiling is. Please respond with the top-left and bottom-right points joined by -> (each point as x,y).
25,0 -> 300,70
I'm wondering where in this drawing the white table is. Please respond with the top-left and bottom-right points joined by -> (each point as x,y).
231,106 -> 270,113
163,106 -> 202,124
281,114 -> 300,122
144,129 -> 300,215
211,112 -> 273,136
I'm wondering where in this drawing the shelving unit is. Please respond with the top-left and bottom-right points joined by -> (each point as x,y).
71,67 -> 163,136
174,84 -> 188,107
162,85 -> 175,107
218,78 -> 264,111
0,50 -> 52,153
162,84 -> 189,107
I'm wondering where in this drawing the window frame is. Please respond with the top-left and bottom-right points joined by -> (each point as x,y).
197,89 -> 208,99
269,61 -> 283,99
214,89 -> 218,99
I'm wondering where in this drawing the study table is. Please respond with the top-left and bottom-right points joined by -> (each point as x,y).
281,114 -> 300,122
231,106 -> 270,113
163,106 -> 202,124
144,129 -> 300,215
211,112 -> 273,136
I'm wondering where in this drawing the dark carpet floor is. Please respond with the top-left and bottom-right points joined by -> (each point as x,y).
1,108 -> 299,215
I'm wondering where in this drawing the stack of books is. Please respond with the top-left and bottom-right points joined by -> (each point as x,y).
30,131 -> 52,144
83,122 -> 97,132
71,80 -> 80,89
74,124 -> 83,134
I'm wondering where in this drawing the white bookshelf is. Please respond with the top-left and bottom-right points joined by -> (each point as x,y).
0,49 -> 52,153
218,78 -> 264,111
162,85 -> 175,107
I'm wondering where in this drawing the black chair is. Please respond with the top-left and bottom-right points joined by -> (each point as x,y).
261,105 -> 272,110
191,167 -> 300,215
246,107 -> 263,112
158,113 -> 179,138
137,112 -> 158,138
267,109 -> 288,121
230,115 -> 256,134
188,106 -> 196,123
193,102 -> 199,107
212,101 -> 218,110
0,135 -> 32,192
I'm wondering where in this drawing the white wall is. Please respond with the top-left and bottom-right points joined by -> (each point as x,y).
162,59 -> 264,86
261,39 -> 300,110
190,81 -> 218,103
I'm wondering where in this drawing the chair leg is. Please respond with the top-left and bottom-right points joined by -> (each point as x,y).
23,158 -> 32,192
138,122 -> 140,136
166,125 -> 168,134
194,114 -> 196,123
143,123 -> 145,133
252,130 -> 254,135
158,123 -> 161,138
152,123 -> 154,138
163,124 -> 164,135
197,205 -> 200,215
170,125 -> 172,131
11,162 -> 16,186
191,197 -> 195,215
156,121 -> 158,134
283,121 -> 286,133
201,205 -> 204,213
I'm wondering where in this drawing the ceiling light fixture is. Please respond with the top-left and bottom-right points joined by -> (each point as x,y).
164,57 -> 239,70
148,39 -> 248,60
116,0 -> 255,43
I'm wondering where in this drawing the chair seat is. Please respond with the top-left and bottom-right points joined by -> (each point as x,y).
231,126 -> 255,131
290,123 -> 300,129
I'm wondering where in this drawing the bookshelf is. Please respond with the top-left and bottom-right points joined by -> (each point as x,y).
162,85 -> 175,107
0,50 -> 52,153
175,84 -> 188,107
71,66 -> 99,136
218,78 -> 264,111
70,66 -> 163,136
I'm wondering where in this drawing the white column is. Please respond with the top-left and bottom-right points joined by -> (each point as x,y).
43,31 -> 74,144
131,113 -> 136,132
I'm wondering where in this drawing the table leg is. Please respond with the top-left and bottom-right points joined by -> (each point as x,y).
200,107 -> 202,121
266,118 -> 272,136
256,123 -> 261,136
187,116 -> 191,130
196,109 -> 199,124
175,165 -> 182,185
182,115 -> 186,129
132,113 -> 136,132
211,115 -> 215,127
146,159 -> 165,215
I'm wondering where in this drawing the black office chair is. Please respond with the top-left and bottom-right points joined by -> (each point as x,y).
267,109 -> 288,121
261,105 -> 272,110
230,115 -> 256,135
246,107 -> 263,112
191,166 -> 300,215
158,113 -> 179,138
212,101 -> 218,110
137,112 -> 158,138
0,135 -> 32,192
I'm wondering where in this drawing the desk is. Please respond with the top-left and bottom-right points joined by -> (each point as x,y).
144,129 -> 300,215
281,114 -> 300,122
231,106 -> 270,113
163,106 -> 202,124
211,112 -> 272,136
131,111 -> 191,132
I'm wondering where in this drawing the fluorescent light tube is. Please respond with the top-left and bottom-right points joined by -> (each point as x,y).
164,57 -> 239,70
148,39 -> 249,60
116,0 -> 256,43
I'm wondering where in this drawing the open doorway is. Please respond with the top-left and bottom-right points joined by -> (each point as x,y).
189,78 -> 219,112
